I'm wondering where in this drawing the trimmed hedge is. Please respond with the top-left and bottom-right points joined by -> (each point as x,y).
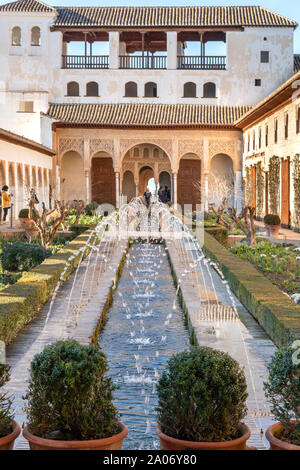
70,224 -> 96,237
204,227 -> 228,247
0,229 -> 103,345
202,232 -> 300,348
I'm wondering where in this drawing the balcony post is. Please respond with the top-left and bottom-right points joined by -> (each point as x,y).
167,31 -> 177,70
109,31 -> 120,69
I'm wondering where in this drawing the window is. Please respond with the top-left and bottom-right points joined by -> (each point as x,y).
133,148 -> 139,157
31,26 -> 40,46
11,26 -> 21,46
143,148 -> 149,158
265,125 -> 269,147
255,79 -> 262,87
67,81 -> 79,96
261,51 -> 270,63
144,82 -> 157,98
274,118 -> 278,143
203,82 -> 216,98
86,82 -> 99,97
183,82 -> 196,98
18,101 -> 34,113
248,134 -> 250,152
253,131 -> 256,151
259,128 -> 262,149
284,113 -> 289,139
153,148 -> 159,158
125,82 -> 138,97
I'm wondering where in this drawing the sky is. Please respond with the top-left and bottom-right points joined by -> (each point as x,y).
41,0 -> 300,52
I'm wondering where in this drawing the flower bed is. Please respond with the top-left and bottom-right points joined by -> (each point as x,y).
230,241 -> 300,296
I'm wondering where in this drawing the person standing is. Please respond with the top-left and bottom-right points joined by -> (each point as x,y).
158,185 -> 164,203
144,187 -> 152,209
1,186 -> 11,222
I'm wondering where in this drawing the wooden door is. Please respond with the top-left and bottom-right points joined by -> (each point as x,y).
177,159 -> 201,210
250,166 -> 256,212
281,158 -> 290,227
91,157 -> 116,206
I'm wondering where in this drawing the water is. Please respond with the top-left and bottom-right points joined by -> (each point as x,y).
99,242 -> 190,450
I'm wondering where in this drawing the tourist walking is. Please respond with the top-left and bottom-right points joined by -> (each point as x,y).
1,186 -> 11,222
158,185 -> 164,203
144,187 -> 152,209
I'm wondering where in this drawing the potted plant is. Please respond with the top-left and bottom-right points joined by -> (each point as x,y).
264,214 -> 281,238
264,346 -> 300,450
23,339 -> 128,450
156,346 -> 251,450
0,364 -> 21,450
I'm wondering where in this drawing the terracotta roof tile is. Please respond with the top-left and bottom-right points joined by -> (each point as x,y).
46,103 -> 251,128
53,6 -> 297,28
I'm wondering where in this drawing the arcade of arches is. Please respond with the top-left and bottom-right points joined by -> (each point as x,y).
56,130 -> 242,212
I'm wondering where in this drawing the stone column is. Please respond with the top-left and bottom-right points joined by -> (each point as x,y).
173,172 -> 178,209
167,31 -> 178,70
115,171 -> 120,208
204,171 -> 209,212
13,162 -> 18,218
85,169 -> 91,204
235,170 -> 242,215
109,31 -> 120,70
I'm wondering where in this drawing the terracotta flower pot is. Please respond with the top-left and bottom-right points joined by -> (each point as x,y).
266,422 -> 300,450
156,423 -> 251,450
265,224 -> 281,239
19,218 -> 39,238
23,422 -> 128,450
0,420 -> 21,450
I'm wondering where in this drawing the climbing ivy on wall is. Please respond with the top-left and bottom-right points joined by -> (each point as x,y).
268,156 -> 280,215
293,154 -> 300,228
256,162 -> 265,219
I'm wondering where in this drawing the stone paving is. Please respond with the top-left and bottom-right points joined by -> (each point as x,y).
166,236 -> 277,450
5,233 -> 127,449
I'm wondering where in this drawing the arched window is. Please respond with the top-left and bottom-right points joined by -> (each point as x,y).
143,148 -> 149,158
203,82 -> 216,98
153,148 -> 159,158
133,148 -> 140,157
86,82 -> 99,97
67,82 -> 79,97
144,82 -> 157,98
125,82 -> 138,97
183,82 -> 196,98
11,26 -> 21,46
31,26 -> 40,46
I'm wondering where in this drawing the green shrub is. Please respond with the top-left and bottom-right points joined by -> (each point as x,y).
264,214 -> 281,226
264,346 -> 300,446
205,226 -> 228,247
70,224 -> 92,237
0,364 -> 13,438
156,346 -> 248,442
24,339 -> 121,441
85,202 -> 99,216
1,242 -> 51,272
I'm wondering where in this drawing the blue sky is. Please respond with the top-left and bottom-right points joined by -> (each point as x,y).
43,0 -> 300,53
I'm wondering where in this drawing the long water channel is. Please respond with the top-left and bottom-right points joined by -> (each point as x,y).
99,242 -> 190,450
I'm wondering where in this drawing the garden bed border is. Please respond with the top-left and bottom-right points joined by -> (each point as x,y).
0,228 -> 103,345
201,232 -> 300,348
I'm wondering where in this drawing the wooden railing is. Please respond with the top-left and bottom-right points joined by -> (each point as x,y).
177,56 -> 226,70
119,55 -> 167,69
62,55 -> 109,69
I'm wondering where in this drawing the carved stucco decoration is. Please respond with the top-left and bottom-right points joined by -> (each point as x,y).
120,139 -> 172,158
59,138 -> 84,156
209,140 -> 236,159
89,139 -> 114,157
158,162 -> 172,174
178,140 -> 203,159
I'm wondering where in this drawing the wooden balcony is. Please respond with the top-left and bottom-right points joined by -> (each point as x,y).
62,55 -> 109,69
177,56 -> 226,70
119,55 -> 167,69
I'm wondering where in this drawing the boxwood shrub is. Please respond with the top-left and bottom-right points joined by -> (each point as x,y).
156,346 -> 248,442
0,364 -> 13,438
264,214 -> 281,226
205,226 -> 228,247
24,339 -> 121,441
1,242 -> 51,272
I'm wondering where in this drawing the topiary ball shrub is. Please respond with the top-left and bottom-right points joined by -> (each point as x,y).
264,346 -> 300,446
1,242 -> 51,272
85,202 -> 99,216
156,346 -> 248,442
0,364 -> 13,438
264,214 -> 281,226
24,339 -> 121,441
18,209 -> 30,219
